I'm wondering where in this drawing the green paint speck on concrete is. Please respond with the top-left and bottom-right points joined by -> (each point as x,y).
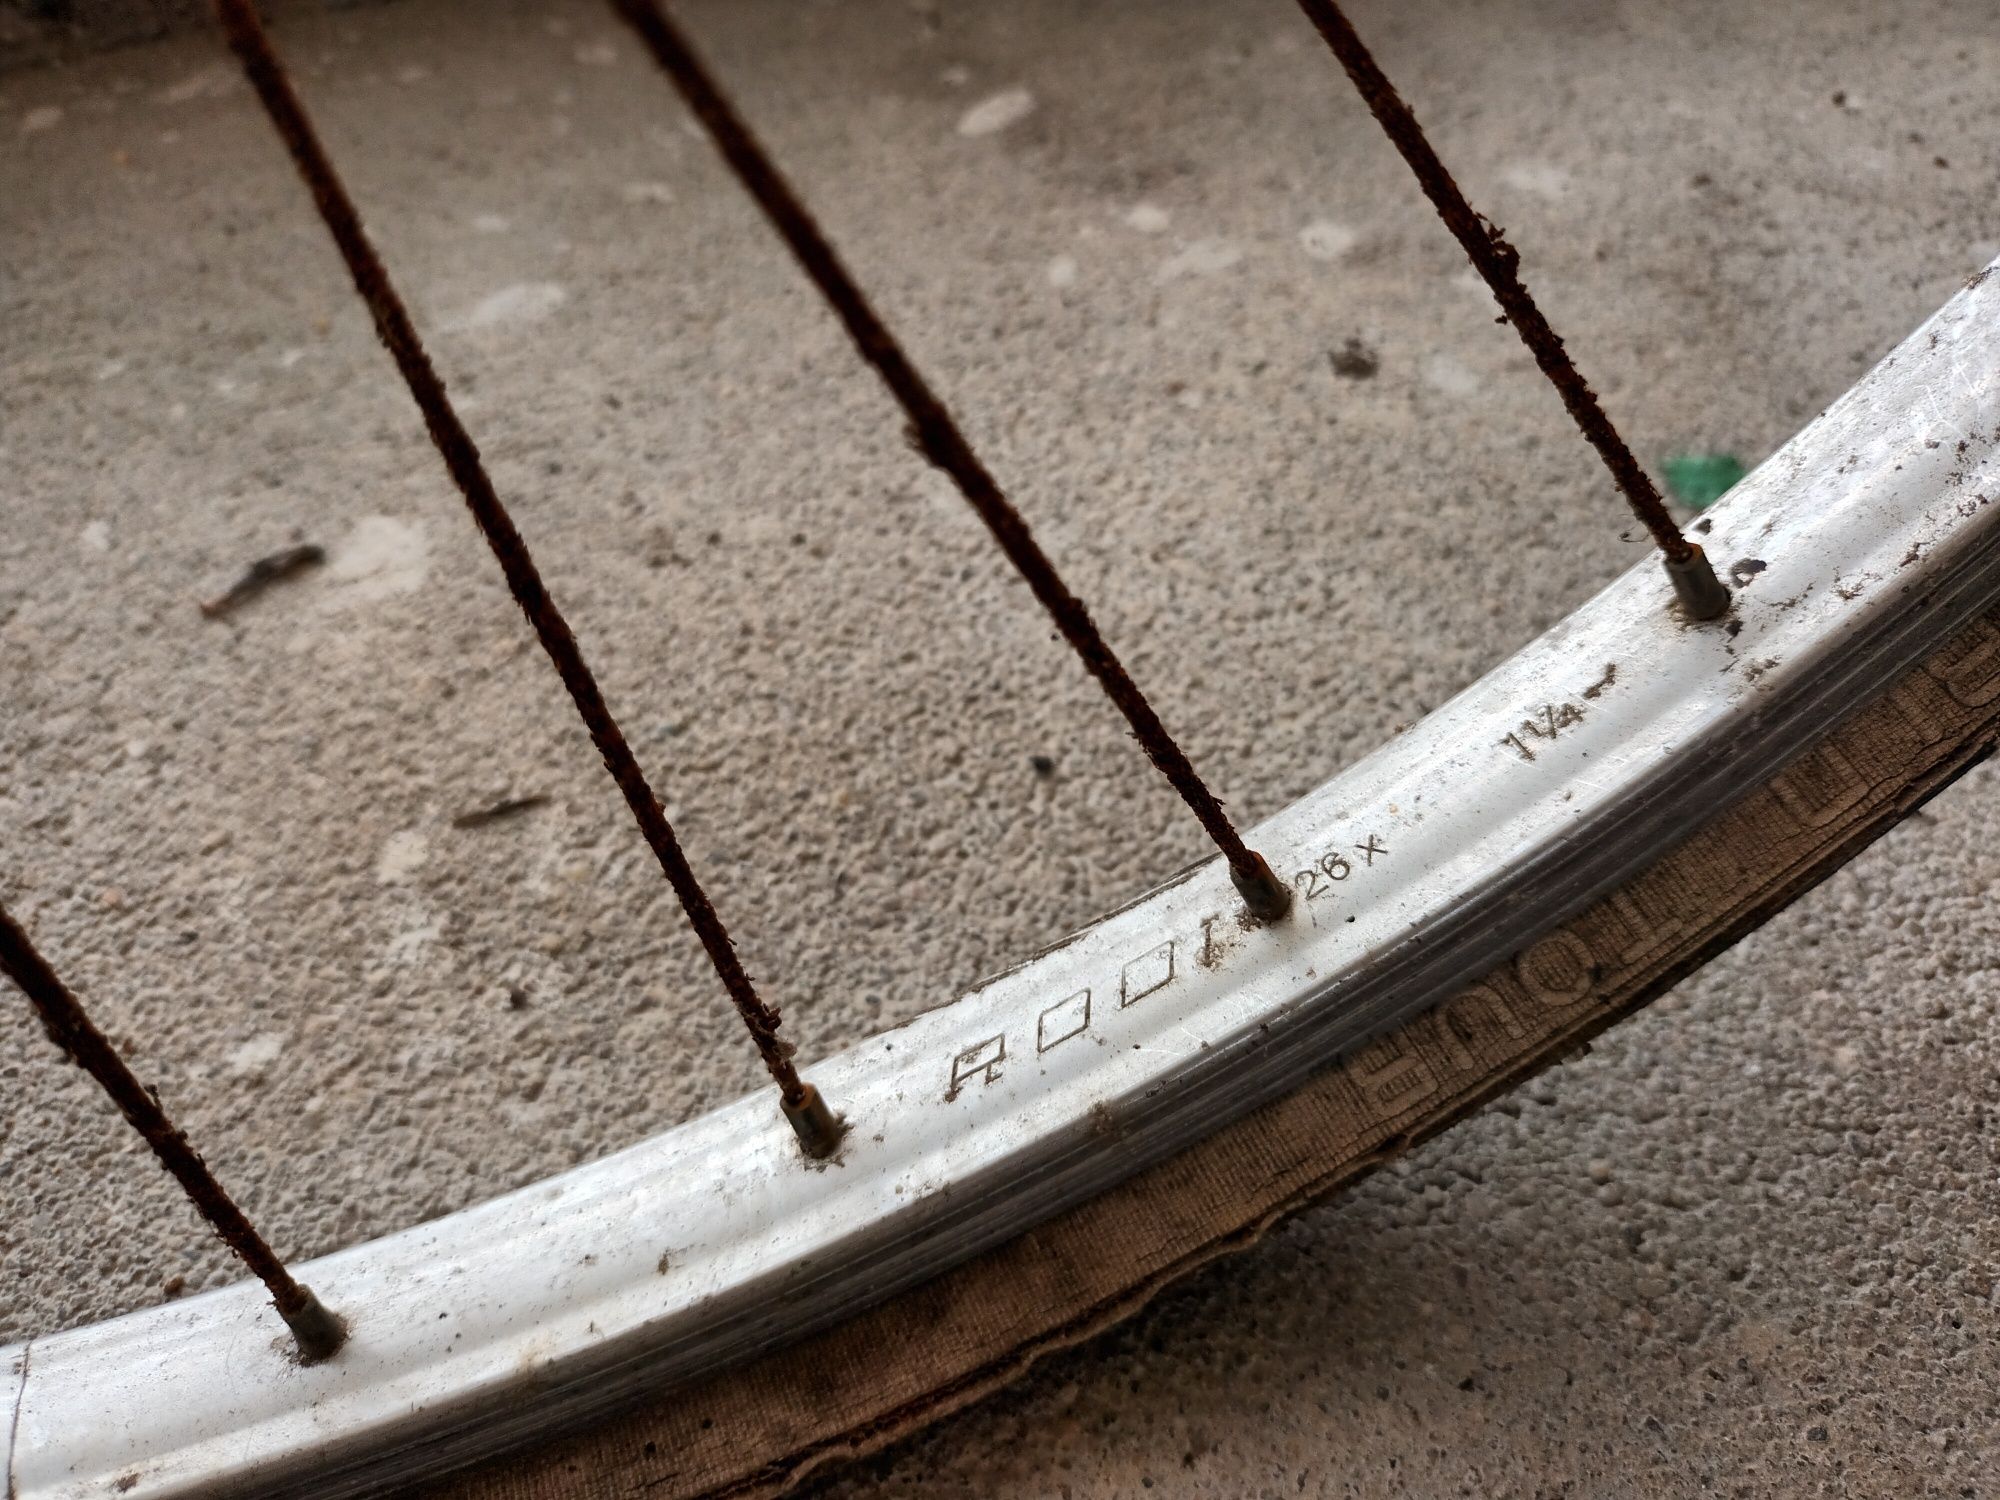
1663,452 -> 1748,510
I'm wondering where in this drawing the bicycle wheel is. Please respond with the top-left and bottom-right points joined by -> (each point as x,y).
5,5 -> 1998,1499
8,239 -> 1999,1494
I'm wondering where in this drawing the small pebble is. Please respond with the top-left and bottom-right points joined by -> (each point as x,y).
1329,338 -> 1379,380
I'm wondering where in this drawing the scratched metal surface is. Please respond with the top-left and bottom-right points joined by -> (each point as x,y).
6,260 -> 1997,1499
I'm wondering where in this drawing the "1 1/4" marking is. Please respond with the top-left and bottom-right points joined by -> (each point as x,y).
1500,700 -> 1585,762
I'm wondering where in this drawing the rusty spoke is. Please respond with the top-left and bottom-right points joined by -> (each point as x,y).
1291,0 -> 1730,619
0,900 -> 347,1360
210,0 -> 844,1156
603,0 -> 1292,921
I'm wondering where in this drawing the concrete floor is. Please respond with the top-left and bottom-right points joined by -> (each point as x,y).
3,0 -> 1997,1494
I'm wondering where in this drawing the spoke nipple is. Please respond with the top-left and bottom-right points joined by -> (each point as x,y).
1230,852 -> 1294,924
278,1283 -> 348,1364
1664,543 -> 1731,621
782,1081 -> 847,1161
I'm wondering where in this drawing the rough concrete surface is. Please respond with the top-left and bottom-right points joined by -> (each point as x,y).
0,0 -> 385,76
2,0 -> 1996,1495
